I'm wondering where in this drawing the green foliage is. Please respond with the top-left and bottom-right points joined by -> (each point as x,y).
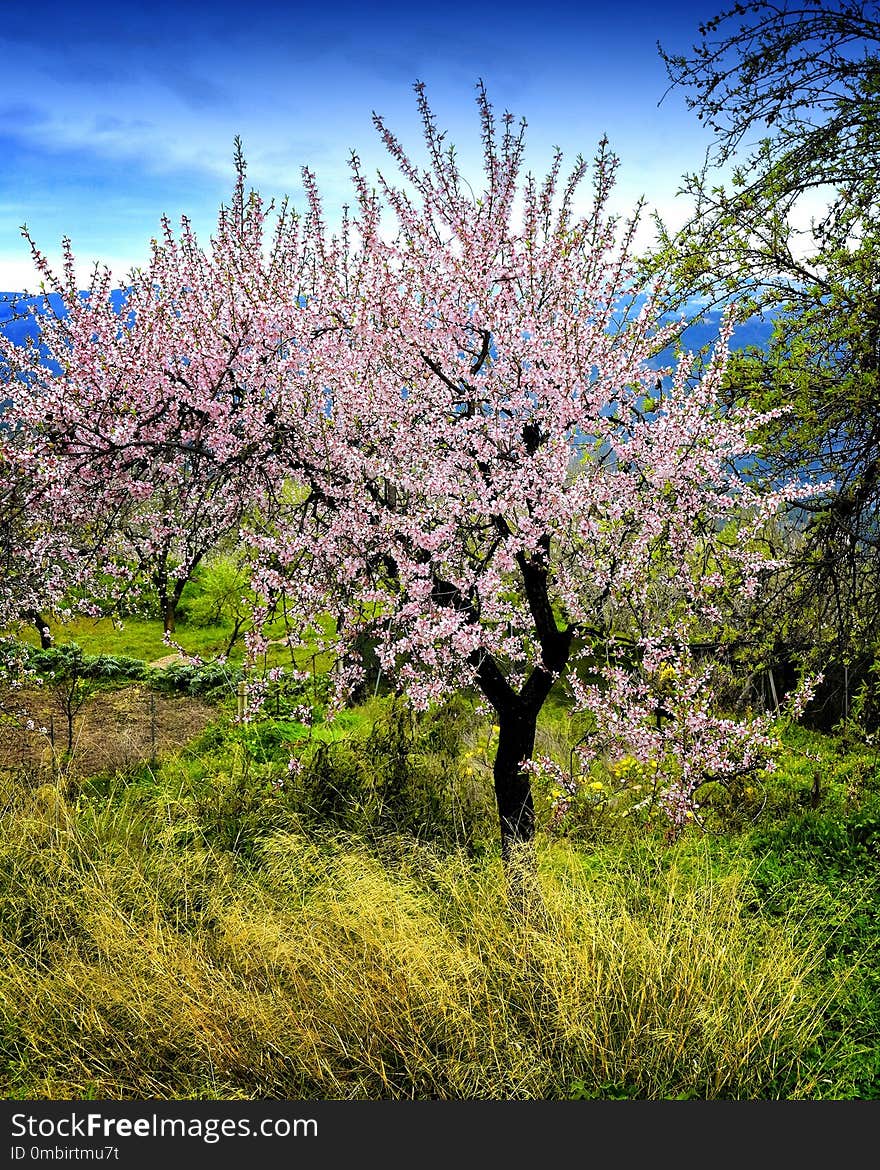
2,640 -> 242,699
751,802 -> 880,884
71,694 -> 495,861
283,695 -> 497,850
849,645 -> 880,731
178,552 -> 254,645
18,644 -> 149,683
147,659 -> 242,699
649,1 -> 880,674
742,800 -> 880,1100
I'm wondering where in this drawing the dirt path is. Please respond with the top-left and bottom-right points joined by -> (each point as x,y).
148,653 -> 187,668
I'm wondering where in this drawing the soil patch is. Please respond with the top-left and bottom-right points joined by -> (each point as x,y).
0,684 -> 217,778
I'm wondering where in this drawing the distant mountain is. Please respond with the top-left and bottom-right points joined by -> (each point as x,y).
690,309 -> 775,349
651,307 -> 777,370
0,293 -> 59,348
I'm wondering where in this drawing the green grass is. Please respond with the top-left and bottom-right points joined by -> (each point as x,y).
10,613 -> 334,675
12,616 -> 231,663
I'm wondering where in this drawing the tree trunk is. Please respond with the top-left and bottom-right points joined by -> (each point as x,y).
163,572 -> 193,634
162,595 -> 176,634
492,701 -> 547,918
23,610 -> 52,648
493,702 -> 538,858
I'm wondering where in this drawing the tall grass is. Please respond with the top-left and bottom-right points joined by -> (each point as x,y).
0,768 -> 847,1100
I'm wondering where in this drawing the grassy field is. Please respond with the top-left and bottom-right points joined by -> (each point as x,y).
1,613 -> 878,1100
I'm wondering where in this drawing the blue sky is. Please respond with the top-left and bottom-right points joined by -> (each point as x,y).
0,0 -> 723,290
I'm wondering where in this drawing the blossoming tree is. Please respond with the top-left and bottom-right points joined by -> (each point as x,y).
4,151 -> 281,633
5,85 -> 809,855
0,425 -> 94,636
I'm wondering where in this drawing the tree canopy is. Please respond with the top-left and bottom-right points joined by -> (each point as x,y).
0,83 -> 813,854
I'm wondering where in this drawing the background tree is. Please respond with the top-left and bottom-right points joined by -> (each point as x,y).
0,428 -> 92,637
3,145 -> 284,638
115,457 -> 247,634
182,548 -> 256,656
652,0 -> 880,701
6,85 -> 806,860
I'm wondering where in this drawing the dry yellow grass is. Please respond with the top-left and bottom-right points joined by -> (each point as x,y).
0,773 -> 843,1100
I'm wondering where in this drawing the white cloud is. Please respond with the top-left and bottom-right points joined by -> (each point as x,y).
0,250 -> 151,293
0,254 -> 46,293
